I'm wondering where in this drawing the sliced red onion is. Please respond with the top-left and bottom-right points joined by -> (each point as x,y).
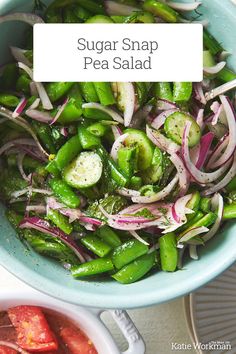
182,122 -> 231,184
189,245 -> 198,260
203,194 -> 223,242
82,103 -> 123,124
0,341 -> 30,354
0,106 -> 49,157
19,217 -> 86,263
79,216 -> 103,226
105,1 -> 140,15
47,197 -> 82,223
25,109 -> 52,123
0,138 -> 36,156
131,174 -> 179,204
0,12 -> 44,25
10,46 -> 31,66
204,61 -> 226,75
151,109 -> 178,130
11,187 -> 52,199
210,102 -> 223,126
50,98 -> 69,125
116,216 -> 155,223
156,99 -> 177,111
129,230 -> 149,245
116,187 -> 140,198
17,153 -> 30,182
196,132 -> 214,169
28,97 -> 40,110
205,79 -> 236,101
206,134 -> 229,170
146,125 -> 180,154
193,83 -> 207,105
208,96 -> 236,169
26,205 -> 46,213
172,194 -> 193,224
12,97 -> 27,118
60,127 -> 68,137
169,153 -> 189,196
178,226 -> 209,244
165,1 -> 202,11
196,108 -> 204,129
30,82 -> 39,97
110,133 -> 128,161
131,105 -> 152,128
203,153 -> 236,195
111,125 -> 122,140
18,62 -> 53,110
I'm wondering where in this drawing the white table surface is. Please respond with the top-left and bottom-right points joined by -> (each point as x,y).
0,265 -> 195,354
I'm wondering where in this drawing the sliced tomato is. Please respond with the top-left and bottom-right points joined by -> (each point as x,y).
7,306 -> 58,352
60,327 -> 97,354
0,346 -> 17,354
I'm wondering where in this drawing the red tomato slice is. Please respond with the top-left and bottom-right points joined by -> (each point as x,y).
7,306 -> 58,352
60,327 -> 97,354
0,346 -> 17,354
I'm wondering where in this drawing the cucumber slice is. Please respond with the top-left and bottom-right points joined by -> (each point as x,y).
124,128 -> 154,170
164,112 -> 201,148
63,152 -> 103,189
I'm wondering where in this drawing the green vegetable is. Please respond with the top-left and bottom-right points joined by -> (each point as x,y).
200,197 -> 211,213
71,257 -> 114,277
124,128 -> 154,170
187,191 -> 201,212
63,151 -> 103,188
47,209 -> 73,234
179,212 -> 217,238
159,232 -> 178,272
223,204 -> 236,220
16,75 -> 31,94
45,160 -> 60,177
0,94 -> 20,108
87,122 -> 109,137
96,225 -> 122,247
86,15 -> 114,23
173,82 -> 192,102
57,84 -> 83,124
46,82 -> 74,102
112,239 -> 148,270
217,67 -> 236,83
129,176 -> 142,190
49,178 -> 81,208
7,155 -> 41,171
112,252 -> 156,284
87,195 -> 127,220
154,82 -> 173,102
81,234 -> 112,257
78,82 -> 99,102
93,82 -> 116,106
78,126 -> 101,149
164,111 -> 201,147
117,145 -> 138,178
226,176 -> 236,192
143,0 -> 179,22
32,122 -> 56,154
54,135 -> 82,170
203,29 -> 224,55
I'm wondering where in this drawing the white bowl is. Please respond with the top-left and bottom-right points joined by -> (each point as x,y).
0,289 -> 145,354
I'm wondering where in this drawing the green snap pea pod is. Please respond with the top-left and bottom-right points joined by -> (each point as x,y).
225,176 -> 236,192
111,15 -> 127,23
117,146 -> 138,178
46,82 -> 74,102
47,209 -> 73,235
173,82 -> 192,102
97,146 -> 128,187
7,155 -> 41,170
223,204 -> 236,220
16,75 -> 31,94
217,68 -> 236,83
58,84 -> 83,124
54,135 -> 82,170
143,0 -> 179,23
76,0 -> 105,14
200,197 -> 211,213
86,15 -> 114,23
154,82 -> 173,102
81,234 -> 112,257
0,94 -> 20,108
71,257 -> 114,277
78,82 -> 99,102
45,160 -> 60,177
187,191 -> 201,212
178,211 -> 204,234
112,252 -> 156,284
32,122 -> 56,154
228,191 -> 236,204
78,126 -> 101,149
49,178 -> 81,208
112,239 -> 148,270
0,63 -> 18,90
82,107 -> 111,120
129,176 -> 142,190
63,7 -> 80,22
178,212 -> 217,239
87,122 -> 109,137
45,7 -> 63,23
203,29 -> 224,56
159,232 -> 178,272
93,82 -> 116,106
73,5 -> 91,21
96,225 -> 122,248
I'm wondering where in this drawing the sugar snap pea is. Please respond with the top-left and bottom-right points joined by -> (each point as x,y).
46,82 -> 74,102
71,257 -> 114,277
0,94 -> 20,108
96,225 -> 122,248
112,239 -> 149,270
49,178 -> 81,208
159,232 -> 178,272
54,135 -> 82,170
93,82 -> 116,106
47,209 -> 73,235
81,234 -> 112,257
78,126 -> 101,149
143,0 -> 179,23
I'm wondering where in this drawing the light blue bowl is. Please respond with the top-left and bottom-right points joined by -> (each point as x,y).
0,0 -> 236,309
